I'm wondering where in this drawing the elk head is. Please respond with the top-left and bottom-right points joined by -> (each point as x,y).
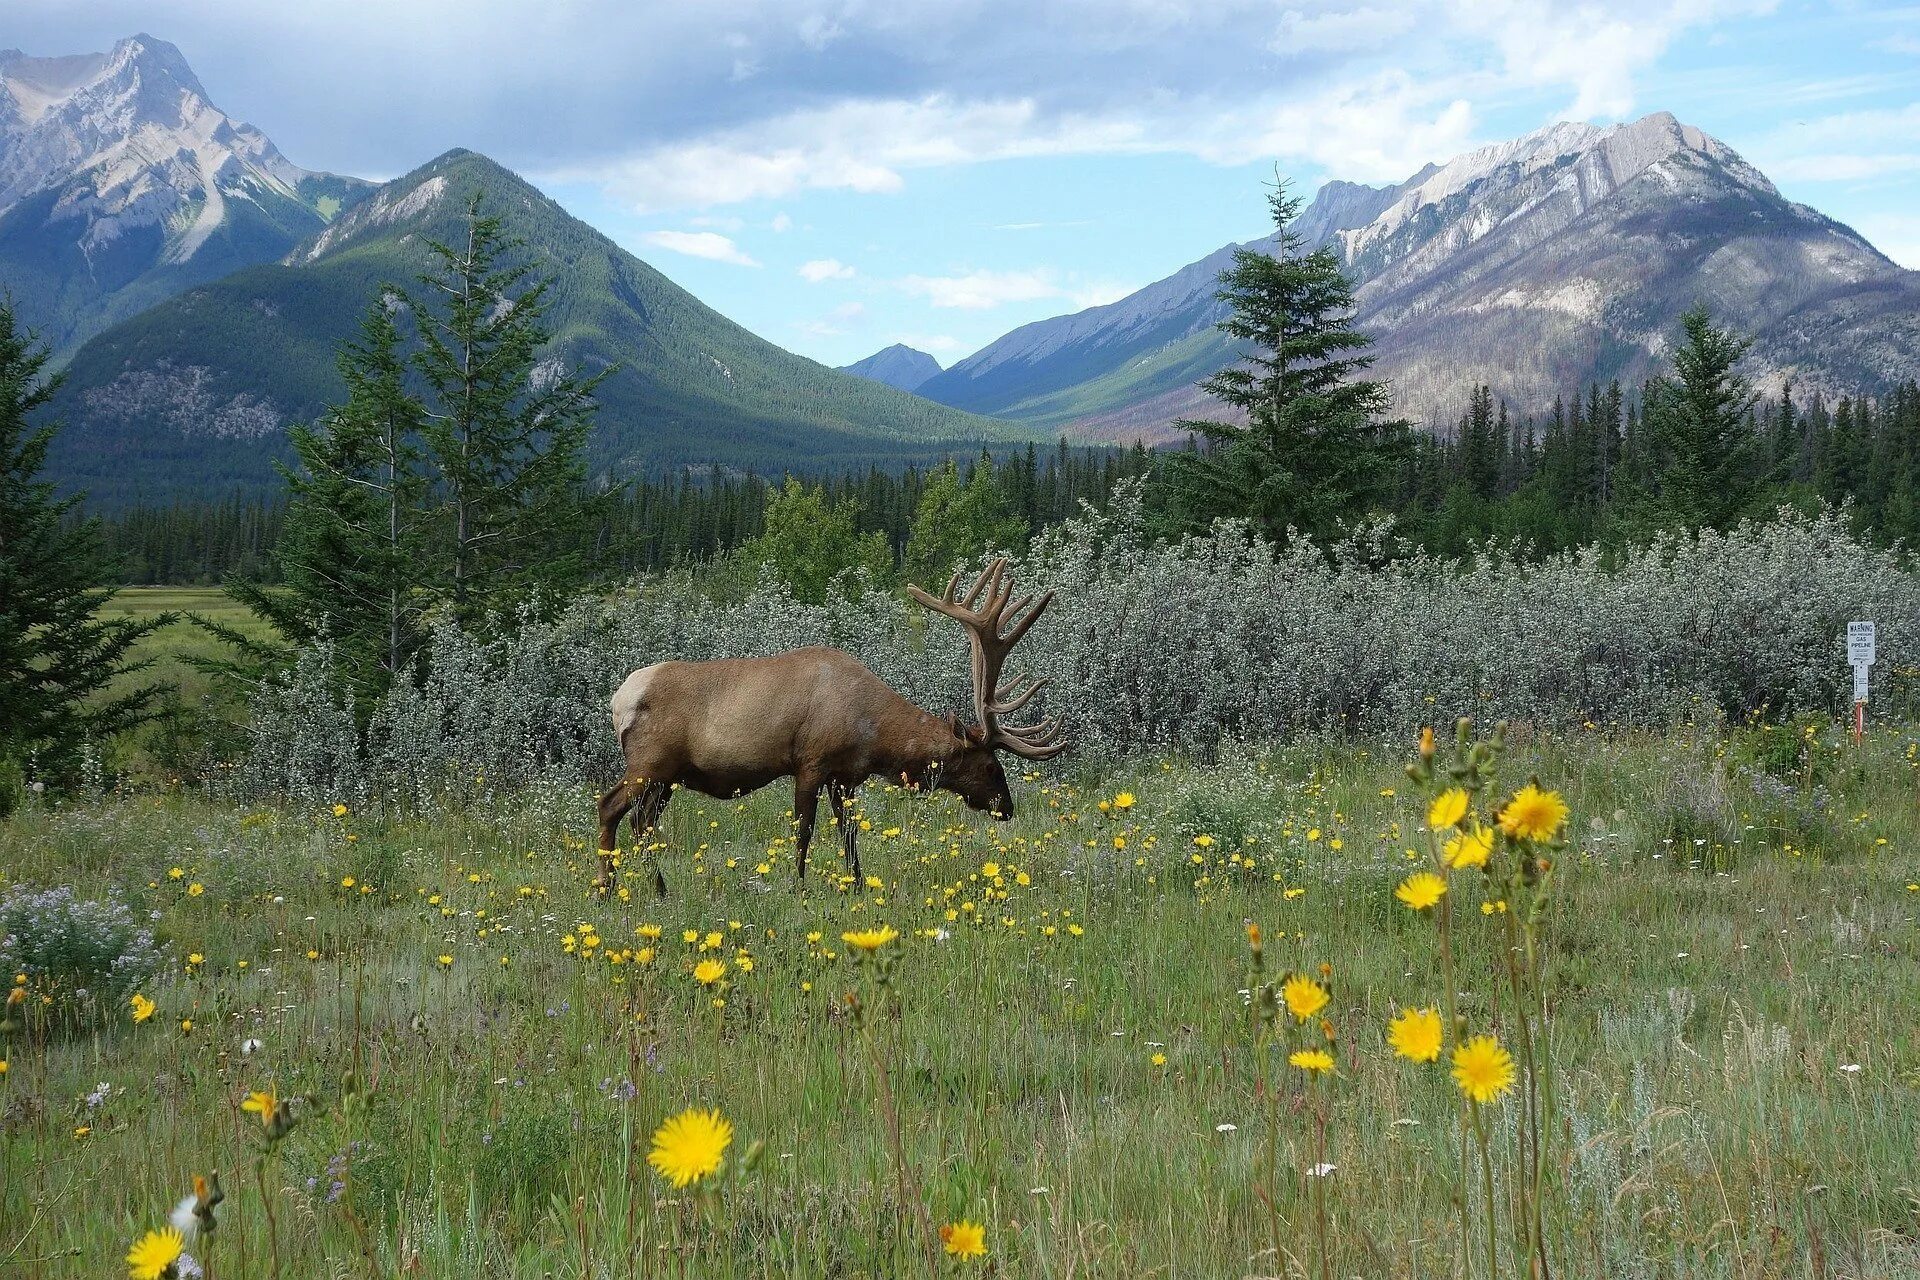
908,559 -> 1068,819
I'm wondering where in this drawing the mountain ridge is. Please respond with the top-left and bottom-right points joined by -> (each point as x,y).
840,343 -> 943,392
918,112 -> 1920,439
42,147 -> 1036,505
0,34 -> 368,358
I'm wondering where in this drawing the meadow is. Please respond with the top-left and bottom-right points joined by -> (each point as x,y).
4,722 -> 1918,1278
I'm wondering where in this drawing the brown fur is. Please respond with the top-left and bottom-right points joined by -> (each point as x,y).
595,646 -> 1013,894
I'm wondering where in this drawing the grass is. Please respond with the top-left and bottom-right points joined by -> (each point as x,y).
2,725 -> 1919,1277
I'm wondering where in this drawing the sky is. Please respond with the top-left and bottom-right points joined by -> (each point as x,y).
10,1 -> 1920,369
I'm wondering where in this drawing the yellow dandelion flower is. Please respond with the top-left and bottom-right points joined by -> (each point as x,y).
332,803 -> 349,817
646,1107 -> 732,1187
693,958 -> 727,986
842,926 -> 900,953
1112,791 -> 1136,810
1444,823 -> 1494,870
1452,1035 -> 1516,1104
1280,973 -> 1329,1023
126,1227 -> 185,1280
1497,784 -> 1569,842
1427,788 -> 1469,830
1151,1052 -> 1167,1067
1289,1048 -> 1336,1074
241,1088 -> 279,1125
1387,1007 -> 1444,1063
437,955 -> 453,968
941,1219 -> 988,1260
1395,871 -> 1447,912
130,993 -> 156,1023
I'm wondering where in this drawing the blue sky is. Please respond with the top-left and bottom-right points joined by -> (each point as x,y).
14,1 -> 1920,368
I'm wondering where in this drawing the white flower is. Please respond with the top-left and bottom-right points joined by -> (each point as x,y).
1306,1163 -> 1337,1177
1215,1123 -> 1238,1134
1839,1063 -> 1863,1074
171,1194 -> 200,1236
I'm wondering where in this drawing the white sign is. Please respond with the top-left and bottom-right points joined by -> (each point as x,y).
1847,621 -> 1876,666
1853,663 -> 1870,704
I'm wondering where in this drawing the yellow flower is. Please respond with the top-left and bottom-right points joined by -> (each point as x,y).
186,954 -> 203,967
332,803 -> 349,817
1193,834 -> 1214,848
941,1219 -> 988,1260
127,1227 -> 185,1280
1289,1048 -> 1336,1074
437,955 -> 453,968
980,861 -> 1000,878
1452,1035 -> 1516,1104
242,1088 -> 279,1125
186,883 -> 204,897
646,1107 -> 732,1187
1395,871 -> 1447,912
1387,1007 -> 1444,1063
130,993 -> 156,1023
168,867 -> 184,880
1112,791 -> 1136,810
637,923 -> 662,940
1280,973 -> 1329,1023
1444,823 -> 1494,870
339,876 -> 354,889
1427,788 -> 1469,830
1497,784 -> 1569,842
0,1059 -> 7,1076
693,959 -> 727,986
1151,1052 -> 1167,1067
841,926 -> 900,953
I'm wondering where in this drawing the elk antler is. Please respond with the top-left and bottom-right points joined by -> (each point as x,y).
908,559 -> 1068,760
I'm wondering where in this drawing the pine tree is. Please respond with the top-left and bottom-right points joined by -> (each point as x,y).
1155,178 -> 1408,544
1642,306 -> 1758,529
409,195 -> 610,627
220,300 -> 431,701
0,301 -> 169,794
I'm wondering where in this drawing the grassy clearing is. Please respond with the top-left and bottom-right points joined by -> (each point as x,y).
3,727 -> 1919,1277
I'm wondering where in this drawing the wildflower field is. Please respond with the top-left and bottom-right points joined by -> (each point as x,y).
5,723 -> 1919,1278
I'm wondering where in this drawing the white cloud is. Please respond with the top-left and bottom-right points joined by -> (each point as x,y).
769,212 -> 793,232
798,257 -> 857,281
1751,103 -> 1920,184
1271,6 -> 1417,54
639,230 -> 761,266
796,300 -> 866,337
899,268 -> 1064,309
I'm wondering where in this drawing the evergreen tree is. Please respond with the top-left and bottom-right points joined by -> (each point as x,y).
1155,178 -> 1408,543
409,195 -> 610,627
221,300 -> 431,701
0,302 -> 168,793
903,458 -> 1029,587
1642,306 -> 1758,529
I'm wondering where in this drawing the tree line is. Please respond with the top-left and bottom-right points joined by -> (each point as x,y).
93,442 -> 1153,585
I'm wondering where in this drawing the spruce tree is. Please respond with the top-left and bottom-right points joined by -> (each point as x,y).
219,299 -> 430,701
1643,306 -> 1758,529
0,301 -> 168,792
409,195 -> 609,627
1155,178 -> 1408,544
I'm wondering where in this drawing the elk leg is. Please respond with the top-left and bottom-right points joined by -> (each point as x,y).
595,780 -> 640,895
629,781 -> 672,897
793,779 -> 822,883
828,782 -> 862,882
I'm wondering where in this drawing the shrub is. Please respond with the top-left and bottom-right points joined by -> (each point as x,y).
236,496 -> 1919,805
0,884 -> 165,1018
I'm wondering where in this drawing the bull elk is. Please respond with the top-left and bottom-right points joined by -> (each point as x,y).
595,559 -> 1067,895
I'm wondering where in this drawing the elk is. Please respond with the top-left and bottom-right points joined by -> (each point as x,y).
595,559 -> 1067,895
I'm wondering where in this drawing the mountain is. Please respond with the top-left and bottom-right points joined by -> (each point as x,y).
840,343 -> 943,392
919,113 -> 1920,440
0,34 -> 368,359
41,149 -> 1032,506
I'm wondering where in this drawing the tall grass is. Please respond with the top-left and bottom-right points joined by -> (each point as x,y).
3,728 -> 1916,1277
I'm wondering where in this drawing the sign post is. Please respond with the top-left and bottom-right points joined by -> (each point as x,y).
1847,621 -> 1875,743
